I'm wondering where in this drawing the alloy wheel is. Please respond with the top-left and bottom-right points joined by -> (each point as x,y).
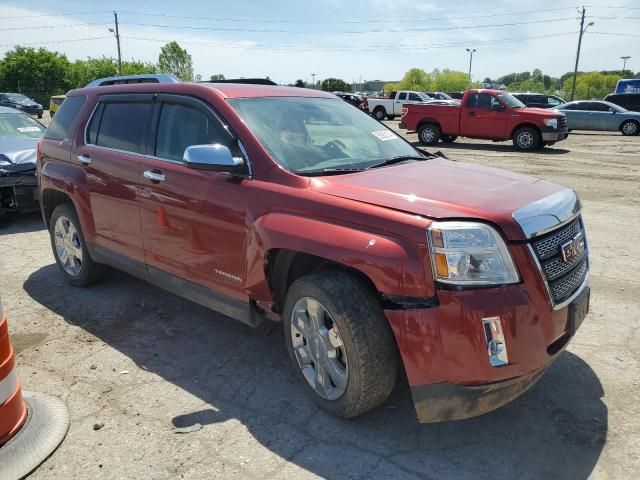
517,131 -> 534,149
290,297 -> 348,400
53,216 -> 83,277
622,121 -> 638,135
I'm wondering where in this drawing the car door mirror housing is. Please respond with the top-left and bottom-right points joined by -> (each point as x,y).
491,103 -> 505,112
183,144 -> 246,173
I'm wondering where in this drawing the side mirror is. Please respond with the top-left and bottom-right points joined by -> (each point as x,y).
609,109 -> 616,113
183,144 -> 246,174
491,103 -> 505,112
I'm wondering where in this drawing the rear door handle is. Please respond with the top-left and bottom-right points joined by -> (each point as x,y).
143,170 -> 165,182
77,154 -> 92,165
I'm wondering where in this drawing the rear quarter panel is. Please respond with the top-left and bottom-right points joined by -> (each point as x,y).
403,104 -> 461,135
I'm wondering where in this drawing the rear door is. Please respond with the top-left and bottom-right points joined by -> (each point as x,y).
75,94 -> 153,270
137,94 -> 251,302
587,102 -> 615,130
460,92 -> 508,138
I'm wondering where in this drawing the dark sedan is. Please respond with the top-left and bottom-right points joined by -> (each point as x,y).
0,93 -> 44,118
0,106 -> 45,216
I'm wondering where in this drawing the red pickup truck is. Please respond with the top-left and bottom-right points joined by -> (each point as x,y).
400,89 -> 569,151
38,78 -> 589,423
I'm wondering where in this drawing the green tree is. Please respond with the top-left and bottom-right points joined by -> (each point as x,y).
562,72 -> 621,100
210,73 -> 225,81
65,57 -> 157,90
294,79 -> 306,88
158,41 -> 193,81
396,68 -> 431,91
0,46 -> 70,105
431,69 -> 469,91
321,77 -> 351,92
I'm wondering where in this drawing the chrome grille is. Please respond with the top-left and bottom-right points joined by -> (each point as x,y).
559,116 -> 567,129
532,218 -> 581,260
550,258 -> 588,302
531,216 -> 588,304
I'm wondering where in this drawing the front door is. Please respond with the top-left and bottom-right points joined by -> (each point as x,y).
137,95 -> 250,302
460,92 -> 508,138
76,95 -> 154,267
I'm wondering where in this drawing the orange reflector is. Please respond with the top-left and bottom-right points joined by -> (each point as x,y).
431,229 -> 444,248
435,252 -> 449,278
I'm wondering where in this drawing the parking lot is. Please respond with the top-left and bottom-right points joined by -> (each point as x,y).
1,118 -> 639,479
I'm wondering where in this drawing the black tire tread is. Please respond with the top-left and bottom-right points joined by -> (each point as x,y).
284,269 -> 397,419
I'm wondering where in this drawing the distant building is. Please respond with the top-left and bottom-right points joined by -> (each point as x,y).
352,80 -> 399,93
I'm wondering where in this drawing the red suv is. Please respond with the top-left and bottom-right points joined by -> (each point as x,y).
38,77 -> 590,423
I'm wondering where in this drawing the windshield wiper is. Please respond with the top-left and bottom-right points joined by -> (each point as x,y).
298,167 -> 366,177
366,155 -> 429,169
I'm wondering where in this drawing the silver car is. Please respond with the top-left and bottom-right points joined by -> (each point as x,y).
554,100 -> 640,135
0,106 -> 46,216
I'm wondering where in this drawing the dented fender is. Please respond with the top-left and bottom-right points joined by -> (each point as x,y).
247,211 -> 433,300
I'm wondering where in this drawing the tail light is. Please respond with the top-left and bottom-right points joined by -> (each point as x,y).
363,98 -> 368,109
401,107 -> 408,119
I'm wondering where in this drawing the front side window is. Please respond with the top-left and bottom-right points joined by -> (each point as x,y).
94,101 -> 152,154
495,92 -> 525,108
227,97 -> 420,174
155,103 -> 228,161
408,93 -> 422,101
44,95 -> 86,141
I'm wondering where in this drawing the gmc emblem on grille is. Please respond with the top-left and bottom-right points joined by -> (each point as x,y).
560,232 -> 585,263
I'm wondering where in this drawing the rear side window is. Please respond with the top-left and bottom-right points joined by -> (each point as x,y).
94,102 -> 152,154
155,103 -> 228,161
44,96 -> 86,141
588,102 -> 611,112
397,92 -> 407,101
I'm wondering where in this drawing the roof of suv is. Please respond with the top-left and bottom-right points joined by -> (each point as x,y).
69,82 -> 336,100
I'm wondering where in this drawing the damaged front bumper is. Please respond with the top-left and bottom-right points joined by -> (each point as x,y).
0,172 -> 38,216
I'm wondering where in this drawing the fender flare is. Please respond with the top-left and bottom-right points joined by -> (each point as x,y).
249,212 -> 429,299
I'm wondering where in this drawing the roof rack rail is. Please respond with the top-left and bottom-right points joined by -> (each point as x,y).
85,74 -> 180,87
201,78 -> 278,86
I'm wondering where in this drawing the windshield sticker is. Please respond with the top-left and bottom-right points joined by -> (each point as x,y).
372,130 -> 398,141
17,126 -> 41,133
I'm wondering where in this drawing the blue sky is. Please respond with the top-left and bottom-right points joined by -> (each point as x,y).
2,0 -> 639,84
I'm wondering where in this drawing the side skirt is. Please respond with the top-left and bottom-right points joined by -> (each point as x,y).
87,243 -> 262,328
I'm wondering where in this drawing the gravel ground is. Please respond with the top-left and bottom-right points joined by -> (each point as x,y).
0,122 -> 638,480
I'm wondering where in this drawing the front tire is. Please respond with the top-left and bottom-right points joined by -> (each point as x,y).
513,126 -> 541,151
373,107 -> 386,121
621,120 -> 639,136
417,123 -> 441,146
441,134 -> 458,143
49,203 -> 107,286
283,270 -> 397,419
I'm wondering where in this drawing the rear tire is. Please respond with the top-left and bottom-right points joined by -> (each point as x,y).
417,123 -> 441,146
512,126 -> 541,151
37,113 -> 43,119
386,115 -> 396,121
373,107 -> 386,121
49,203 -> 108,287
283,270 -> 397,419
621,120 -> 639,136
441,135 -> 458,143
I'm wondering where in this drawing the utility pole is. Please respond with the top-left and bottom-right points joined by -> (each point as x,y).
621,56 -> 631,74
466,48 -> 476,88
570,7 -> 594,101
112,11 -> 122,75
311,73 -> 316,90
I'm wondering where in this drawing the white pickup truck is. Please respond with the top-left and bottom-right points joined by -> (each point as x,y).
364,91 -> 433,120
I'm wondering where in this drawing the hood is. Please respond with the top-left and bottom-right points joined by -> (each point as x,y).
0,137 -> 38,174
309,158 -> 566,240
513,107 -> 564,117
14,98 -> 40,107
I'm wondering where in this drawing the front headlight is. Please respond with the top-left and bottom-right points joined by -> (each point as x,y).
427,221 -> 520,285
544,118 -> 558,129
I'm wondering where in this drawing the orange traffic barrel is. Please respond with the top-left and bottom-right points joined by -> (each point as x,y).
0,302 -> 70,480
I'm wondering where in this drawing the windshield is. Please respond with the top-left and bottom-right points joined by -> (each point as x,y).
496,92 -> 525,108
6,93 -> 31,103
227,97 -> 421,174
0,112 -> 45,139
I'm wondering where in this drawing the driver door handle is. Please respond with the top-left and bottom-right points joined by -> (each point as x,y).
143,170 -> 165,182
77,154 -> 92,165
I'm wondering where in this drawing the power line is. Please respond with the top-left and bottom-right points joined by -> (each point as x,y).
0,36 -> 112,48
120,32 -> 577,52
118,17 -> 578,35
0,22 -> 111,32
2,10 -> 112,20
116,7 -> 577,24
